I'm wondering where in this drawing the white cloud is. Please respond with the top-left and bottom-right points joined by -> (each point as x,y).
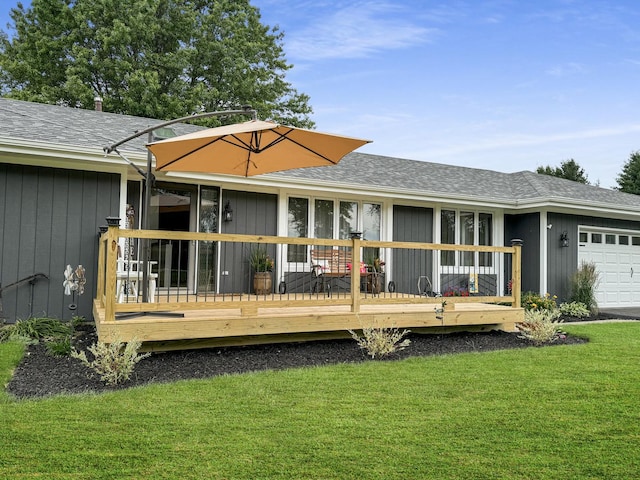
285,2 -> 436,60
546,62 -> 587,77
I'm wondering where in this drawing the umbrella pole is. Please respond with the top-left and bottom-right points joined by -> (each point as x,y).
140,132 -> 153,303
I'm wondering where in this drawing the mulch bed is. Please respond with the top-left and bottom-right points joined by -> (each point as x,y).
5,316 -> 610,400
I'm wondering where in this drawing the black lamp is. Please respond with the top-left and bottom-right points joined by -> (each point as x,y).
223,201 -> 233,222
560,231 -> 569,248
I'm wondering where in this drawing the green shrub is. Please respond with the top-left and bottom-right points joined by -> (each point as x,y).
71,337 -> 150,386
70,315 -> 85,329
570,261 -> 599,315
45,336 -> 72,356
521,291 -> 557,312
349,325 -> 411,359
0,317 -> 73,345
517,309 -> 564,345
559,301 -> 590,319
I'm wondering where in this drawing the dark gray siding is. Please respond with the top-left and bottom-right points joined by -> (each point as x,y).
0,164 -> 120,323
219,190 -> 277,293
547,212 -> 640,301
392,205 -> 433,294
505,213 -> 540,294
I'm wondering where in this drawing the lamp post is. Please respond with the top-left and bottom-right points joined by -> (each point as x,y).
104,107 -> 257,302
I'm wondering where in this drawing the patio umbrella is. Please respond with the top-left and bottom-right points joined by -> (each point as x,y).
118,116 -> 370,304
146,119 -> 371,176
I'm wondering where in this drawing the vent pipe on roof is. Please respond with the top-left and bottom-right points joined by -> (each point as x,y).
94,96 -> 103,111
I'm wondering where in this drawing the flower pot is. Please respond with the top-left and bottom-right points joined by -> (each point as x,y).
366,273 -> 383,294
253,272 -> 272,295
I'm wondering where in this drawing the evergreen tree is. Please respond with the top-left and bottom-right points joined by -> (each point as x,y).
616,151 -> 640,194
536,159 -> 589,184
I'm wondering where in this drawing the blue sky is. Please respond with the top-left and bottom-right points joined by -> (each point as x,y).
2,1 -> 640,188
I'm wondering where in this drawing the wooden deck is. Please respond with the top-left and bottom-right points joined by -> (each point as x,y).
94,225 -> 524,351
93,294 -> 523,351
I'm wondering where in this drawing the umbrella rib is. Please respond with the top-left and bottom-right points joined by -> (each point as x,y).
260,128 -> 339,164
157,135 -> 252,170
158,137 -> 224,170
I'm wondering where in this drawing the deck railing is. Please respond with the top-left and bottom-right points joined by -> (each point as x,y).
96,223 -> 521,321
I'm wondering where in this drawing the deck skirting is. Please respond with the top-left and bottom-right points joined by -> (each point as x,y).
94,299 -> 522,351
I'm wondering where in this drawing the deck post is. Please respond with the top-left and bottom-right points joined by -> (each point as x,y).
511,239 -> 522,309
104,217 -> 120,322
96,226 -> 108,307
350,232 -> 362,313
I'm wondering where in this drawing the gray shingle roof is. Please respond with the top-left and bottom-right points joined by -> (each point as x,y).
2,97 -> 640,211
0,97 -> 204,154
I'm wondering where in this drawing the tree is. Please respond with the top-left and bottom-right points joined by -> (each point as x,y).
615,151 -> 640,195
536,159 -> 589,184
0,0 -> 313,127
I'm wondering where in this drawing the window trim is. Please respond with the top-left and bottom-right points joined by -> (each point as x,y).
439,208 -> 495,272
285,195 -> 383,269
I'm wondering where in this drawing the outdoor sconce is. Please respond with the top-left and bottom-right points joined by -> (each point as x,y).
223,201 -> 233,222
560,231 -> 569,248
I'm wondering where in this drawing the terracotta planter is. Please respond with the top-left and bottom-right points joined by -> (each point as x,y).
253,272 -> 272,295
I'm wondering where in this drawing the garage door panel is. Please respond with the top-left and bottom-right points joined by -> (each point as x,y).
604,272 -> 619,283
618,292 -> 634,303
578,229 -> 640,308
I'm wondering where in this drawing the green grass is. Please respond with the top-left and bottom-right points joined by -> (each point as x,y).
1,323 -> 639,479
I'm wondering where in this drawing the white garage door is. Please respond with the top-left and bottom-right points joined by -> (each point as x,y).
578,229 -> 640,308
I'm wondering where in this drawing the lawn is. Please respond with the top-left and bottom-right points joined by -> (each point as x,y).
1,323 -> 639,479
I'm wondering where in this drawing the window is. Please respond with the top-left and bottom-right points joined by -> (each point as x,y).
287,197 -> 382,262
198,187 -> 219,292
288,197 -> 309,262
440,209 -> 493,268
459,211 -> 474,266
314,199 -> 333,239
591,233 -> 602,244
339,201 -> 358,239
633,236 -> 640,246
579,232 -> 588,243
605,234 -> 616,245
620,235 -> 629,245
363,203 -> 381,262
479,213 -> 493,266
441,210 -> 456,266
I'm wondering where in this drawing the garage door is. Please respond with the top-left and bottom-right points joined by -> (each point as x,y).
578,229 -> 640,308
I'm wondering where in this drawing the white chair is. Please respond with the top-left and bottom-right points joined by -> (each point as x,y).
116,259 -> 158,303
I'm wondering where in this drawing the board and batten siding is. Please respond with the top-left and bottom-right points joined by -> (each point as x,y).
546,212 -> 640,302
504,213 -> 540,295
0,164 -> 120,323
218,190 -> 278,294
392,205 -> 433,295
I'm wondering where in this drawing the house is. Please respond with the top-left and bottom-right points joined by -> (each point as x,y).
1,98 -> 639,331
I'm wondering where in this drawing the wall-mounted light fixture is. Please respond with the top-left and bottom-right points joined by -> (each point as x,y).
223,200 -> 233,222
560,231 -> 569,248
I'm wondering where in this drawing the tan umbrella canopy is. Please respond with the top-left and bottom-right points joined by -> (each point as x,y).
146,120 -> 371,176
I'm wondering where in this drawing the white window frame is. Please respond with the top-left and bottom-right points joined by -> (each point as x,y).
438,208 -> 495,275
284,195 -> 384,272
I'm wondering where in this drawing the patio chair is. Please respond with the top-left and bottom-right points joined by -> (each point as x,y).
417,275 -> 439,297
310,249 -> 353,295
116,257 -> 158,303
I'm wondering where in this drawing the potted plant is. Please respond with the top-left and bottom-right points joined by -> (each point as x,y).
249,246 -> 274,295
364,256 -> 385,294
